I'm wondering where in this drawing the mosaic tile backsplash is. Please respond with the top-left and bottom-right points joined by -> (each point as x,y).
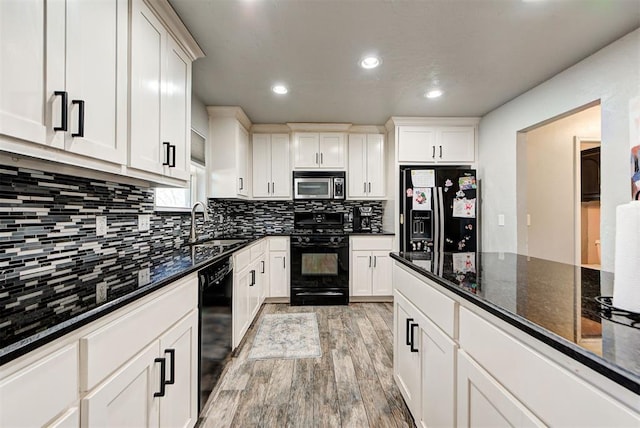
0,165 -> 384,345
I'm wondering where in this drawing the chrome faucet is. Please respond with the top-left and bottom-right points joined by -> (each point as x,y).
189,201 -> 209,243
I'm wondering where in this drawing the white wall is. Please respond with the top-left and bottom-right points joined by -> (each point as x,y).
523,106 -> 600,265
478,29 -> 639,272
191,95 -> 208,137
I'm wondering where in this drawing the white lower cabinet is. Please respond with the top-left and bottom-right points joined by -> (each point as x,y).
457,350 -> 543,428
394,290 -> 456,427
233,239 -> 268,348
350,236 -> 394,297
0,342 -> 79,428
268,237 -> 290,298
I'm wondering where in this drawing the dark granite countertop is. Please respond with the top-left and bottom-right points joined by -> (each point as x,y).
0,238 -> 254,365
391,251 -> 640,395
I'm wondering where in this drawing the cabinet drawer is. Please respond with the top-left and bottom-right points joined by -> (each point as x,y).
80,274 -> 197,391
393,264 -> 456,338
0,343 -> 78,428
350,236 -> 393,251
250,239 -> 266,261
234,246 -> 251,271
459,307 -> 640,426
269,236 -> 289,251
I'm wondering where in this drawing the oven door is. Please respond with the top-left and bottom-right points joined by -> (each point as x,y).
293,177 -> 333,200
290,238 -> 349,305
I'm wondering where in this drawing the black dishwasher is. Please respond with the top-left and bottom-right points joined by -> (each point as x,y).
198,256 -> 233,412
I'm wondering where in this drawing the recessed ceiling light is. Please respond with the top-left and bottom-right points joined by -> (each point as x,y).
360,56 -> 381,69
272,84 -> 288,95
425,89 -> 443,99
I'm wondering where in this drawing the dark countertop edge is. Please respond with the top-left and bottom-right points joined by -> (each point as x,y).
390,253 -> 640,396
0,239 -> 256,366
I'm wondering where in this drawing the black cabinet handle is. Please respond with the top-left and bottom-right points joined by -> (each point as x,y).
410,323 -> 419,353
320,153 -> 323,164
405,318 -> 413,346
154,357 -> 167,397
374,256 -> 377,267
164,349 -> 175,385
169,144 -> 176,168
439,145 -> 443,158
261,260 -> 265,274
364,182 -> 367,193
283,256 -> 286,269
368,182 -> 372,193
54,91 -> 68,131
250,270 -> 255,286
369,256 -> 372,268
315,153 -> 319,164
272,182 -> 274,193
432,146 -> 436,158
162,142 -> 170,166
71,100 -> 84,137
239,177 -> 244,190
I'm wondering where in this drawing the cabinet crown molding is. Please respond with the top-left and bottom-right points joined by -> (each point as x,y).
250,124 -> 291,134
287,123 -> 352,132
385,116 -> 481,131
145,0 -> 205,60
207,106 -> 252,130
349,125 -> 387,134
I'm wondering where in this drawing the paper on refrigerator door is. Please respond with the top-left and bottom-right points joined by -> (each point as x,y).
411,170 -> 435,187
452,198 -> 476,218
452,252 -> 476,273
412,187 -> 432,210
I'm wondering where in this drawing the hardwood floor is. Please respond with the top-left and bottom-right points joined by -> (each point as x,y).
198,303 -> 415,428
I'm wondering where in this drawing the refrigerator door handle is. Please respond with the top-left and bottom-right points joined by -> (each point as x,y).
433,187 -> 440,253
438,187 -> 445,254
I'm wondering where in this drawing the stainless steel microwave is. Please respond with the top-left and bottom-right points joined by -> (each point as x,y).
293,171 -> 345,200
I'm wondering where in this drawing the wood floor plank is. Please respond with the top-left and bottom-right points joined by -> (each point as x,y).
312,364 -> 341,427
231,359 -> 275,427
264,359 -> 294,406
331,348 -> 370,427
200,390 -> 242,428
286,358 -> 315,427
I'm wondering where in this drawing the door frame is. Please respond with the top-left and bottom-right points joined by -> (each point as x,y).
573,136 -> 601,267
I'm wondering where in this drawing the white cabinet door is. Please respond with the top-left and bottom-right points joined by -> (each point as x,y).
247,261 -> 261,321
81,343 -> 161,427
233,268 -> 251,349
394,294 -> 421,416
294,133 -> 320,168
348,134 -> 367,198
0,0 -> 52,147
398,126 -> 437,163
64,0 -> 127,165
371,251 -> 392,295
237,125 -> 250,196
438,126 -> 474,163
270,133 -> 291,197
351,251 -> 372,296
457,351 -> 544,427
159,311 -> 198,428
163,36 -> 191,181
252,134 -> 271,198
366,134 -> 385,197
129,0 -> 164,175
319,133 -> 345,168
269,251 -> 289,298
419,316 -> 456,428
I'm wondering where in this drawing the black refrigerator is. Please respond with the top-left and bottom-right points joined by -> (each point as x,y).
400,166 -> 478,254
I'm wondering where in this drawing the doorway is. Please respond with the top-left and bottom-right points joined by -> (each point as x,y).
577,138 -> 601,269
517,102 -> 601,266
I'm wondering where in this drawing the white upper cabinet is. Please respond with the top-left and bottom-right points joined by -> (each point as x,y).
207,107 -> 252,198
397,124 -> 476,164
293,132 -> 346,169
252,133 -> 291,199
0,0 -> 128,165
348,133 -> 385,199
129,0 -> 192,182
0,0 -> 50,147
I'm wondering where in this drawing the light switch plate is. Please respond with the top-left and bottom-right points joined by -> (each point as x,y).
96,216 -> 107,236
96,283 -> 108,303
138,268 -> 151,286
138,214 -> 150,232
498,214 -> 505,226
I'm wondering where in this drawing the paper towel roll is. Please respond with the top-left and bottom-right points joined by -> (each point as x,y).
613,200 -> 640,313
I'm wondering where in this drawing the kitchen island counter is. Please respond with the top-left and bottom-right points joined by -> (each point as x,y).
391,251 -> 640,395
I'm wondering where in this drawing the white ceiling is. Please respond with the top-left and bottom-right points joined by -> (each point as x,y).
168,0 -> 640,125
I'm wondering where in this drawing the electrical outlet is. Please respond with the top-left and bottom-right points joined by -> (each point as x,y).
138,268 -> 151,286
498,214 -> 505,226
96,216 -> 107,236
96,283 -> 108,303
138,214 -> 150,231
